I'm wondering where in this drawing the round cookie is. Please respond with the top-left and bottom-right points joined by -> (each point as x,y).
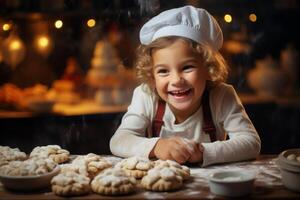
0,157 -> 57,176
154,159 -> 190,180
116,156 -> 154,179
30,145 -> 70,164
72,153 -> 112,178
0,145 -> 27,163
91,168 -> 136,196
51,171 -> 90,196
141,166 -> 183,192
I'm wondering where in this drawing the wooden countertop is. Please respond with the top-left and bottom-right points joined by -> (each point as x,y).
1,155 -> 300,200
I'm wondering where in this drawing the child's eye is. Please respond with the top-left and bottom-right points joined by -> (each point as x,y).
156,68 -> 169,76
183,65 -> 196,72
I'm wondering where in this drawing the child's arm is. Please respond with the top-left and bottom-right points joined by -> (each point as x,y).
202,84 -> 261,166
110,85 -> 159,158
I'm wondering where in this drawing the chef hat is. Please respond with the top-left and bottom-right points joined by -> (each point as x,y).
139,5 -> 223,51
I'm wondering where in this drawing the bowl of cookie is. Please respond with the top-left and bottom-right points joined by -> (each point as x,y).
0,158 -> 60,191
208,170 -> 256,197
276,148 -> 300,192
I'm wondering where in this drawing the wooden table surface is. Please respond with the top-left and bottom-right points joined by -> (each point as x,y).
1,155 -> 300,200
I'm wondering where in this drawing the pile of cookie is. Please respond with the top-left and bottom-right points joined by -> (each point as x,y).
0,145 -> 191,196
51,155 -> 191,196
0,145 -> 69,176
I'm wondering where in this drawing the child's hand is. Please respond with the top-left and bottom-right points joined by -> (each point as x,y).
150,137 -> 202,164
183,139 -> 204,163
150,137 -> 191,164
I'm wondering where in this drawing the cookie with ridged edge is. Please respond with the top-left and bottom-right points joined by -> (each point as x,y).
141,166 -> 183,192
91,168 -> 136,196
115,156 -> 154,179
51,171 -> 90,196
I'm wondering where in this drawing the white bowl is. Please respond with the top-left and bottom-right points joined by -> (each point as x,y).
209,170 -> 256,197
276,148 -> 300,192
0,165 -> 60,191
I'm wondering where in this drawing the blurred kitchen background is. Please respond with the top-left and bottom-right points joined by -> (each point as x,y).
0,0 -> 299,155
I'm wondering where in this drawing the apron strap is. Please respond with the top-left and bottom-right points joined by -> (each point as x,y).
202,88 -> 217,142
151,88 -> 217,142
150,99 -> 165,138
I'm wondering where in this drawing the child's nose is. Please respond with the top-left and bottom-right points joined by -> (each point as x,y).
171,73 -> 184,85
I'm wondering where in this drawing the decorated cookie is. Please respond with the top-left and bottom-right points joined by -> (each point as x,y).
72,153 -> 112,178
141,166 -> 183,191
154,159 -> 190,180
0,157 -> 56,176
0,145 -> 27,163
51,171 -> 90,196
60,163 -> 89,177
91,168 -> 136,196
30,145 -> 70,164
116,156 -> 154,179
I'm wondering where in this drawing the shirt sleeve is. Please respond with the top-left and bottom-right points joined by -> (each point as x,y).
110,85 -> 160,158
202,84 -> 261,166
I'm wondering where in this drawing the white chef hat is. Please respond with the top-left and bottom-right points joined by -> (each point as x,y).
139,5 -> 223,51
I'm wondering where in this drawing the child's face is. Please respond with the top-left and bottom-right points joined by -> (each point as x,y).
152,39 -> 210,122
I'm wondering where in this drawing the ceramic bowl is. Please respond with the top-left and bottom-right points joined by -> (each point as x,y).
0,165 -> 60,191
209,170 -> 256,197
276,148 -> 300,192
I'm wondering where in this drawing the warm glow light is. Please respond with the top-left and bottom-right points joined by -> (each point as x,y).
87,19 -> 96,27
2,23 -> 11,31
249,13 -> 257,22
55,20 -> 63,29
37,36 -> 49,48
9,40 -> 22,51
224,14 -> 232,23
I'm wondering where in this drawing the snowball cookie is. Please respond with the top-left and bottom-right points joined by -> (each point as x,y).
0,145 -> 27,164
154,159 -> 190,180
30,145 -> 70,164
141,166 -> 183,192
0,157 -> 56,176
72,153 -> 112,178
51,171 -> 90,196
115,156 -> 154,179
91,168 -> 136,196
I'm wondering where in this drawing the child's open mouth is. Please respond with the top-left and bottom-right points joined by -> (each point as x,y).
168,88 -> 192,98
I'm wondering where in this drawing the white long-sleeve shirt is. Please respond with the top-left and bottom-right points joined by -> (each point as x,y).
110,83 -> 261,166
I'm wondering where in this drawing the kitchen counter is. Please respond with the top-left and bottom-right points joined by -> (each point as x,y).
0,155 -> 299,200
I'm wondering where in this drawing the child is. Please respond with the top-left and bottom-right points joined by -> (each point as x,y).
110,5 -> 261,166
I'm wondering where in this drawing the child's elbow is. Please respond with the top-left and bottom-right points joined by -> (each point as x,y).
109,134 -> 119,156
252,135 -> 261,157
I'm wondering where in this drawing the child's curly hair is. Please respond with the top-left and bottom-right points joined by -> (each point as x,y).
135,36 -> 229,94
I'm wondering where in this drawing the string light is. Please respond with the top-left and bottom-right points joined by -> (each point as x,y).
87,18 -> 96,28
34,35 -> 52,56
249,13 -> 257,22
54,20 -> 63,29
37,36 -> 49,48
224,14 -> 232,23
2,23 -> 11,31
9,40 -> 22,51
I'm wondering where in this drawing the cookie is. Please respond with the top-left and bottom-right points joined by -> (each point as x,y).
141,166 -> 183,191
30,145 -> 70,164
154,159 -> 190,180
91,168 -> 136,196
0,157 -> 57,176
116,156 -> 154,179
51,171 -> 90,196
72,153 -> 112,178
0,145 -> 27,163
